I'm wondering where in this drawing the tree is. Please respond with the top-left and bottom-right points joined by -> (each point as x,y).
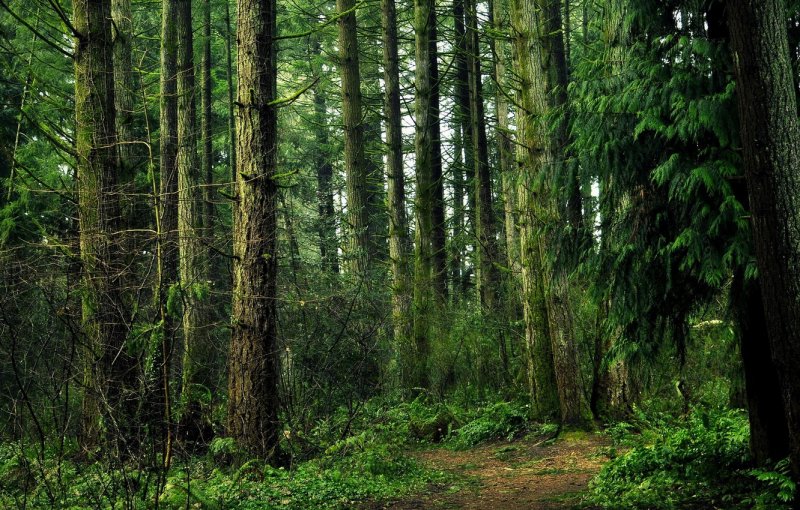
510,0 -> 560,420
337,0 -> 372,276
382,0 -> 413,382
177,0 -> 213,440
310,35 -> 339,274
154,0 -> 180,460
73,0 -> 136,450
412,0 -> 445,387
227,0 -> 282,459
465,0 -> 500,312
727,0 -> 800,486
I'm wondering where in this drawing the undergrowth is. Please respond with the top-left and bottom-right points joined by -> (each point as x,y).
0,395 -> 536,509
585,408 -> 795,510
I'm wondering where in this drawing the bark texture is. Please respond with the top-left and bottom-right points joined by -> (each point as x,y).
728,0 -> 800,485
382,0 -> 413,383
177,0 -> 213,433
510,0 -> 560,420
337,0 -> 371,276
74,0 -> 135,449
228,0 -> 281,459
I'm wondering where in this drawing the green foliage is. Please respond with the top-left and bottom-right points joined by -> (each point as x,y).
585,409 -> 794,509
569,0 -> 749,367
447,401 -> 530,450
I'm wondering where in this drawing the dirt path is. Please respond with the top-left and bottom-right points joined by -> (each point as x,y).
372,433 -> 609,510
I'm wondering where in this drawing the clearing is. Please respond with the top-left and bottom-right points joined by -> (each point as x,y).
367,433 -> 609,509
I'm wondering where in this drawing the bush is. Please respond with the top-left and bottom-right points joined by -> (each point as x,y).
447,401 -> 530,449
585,408 -> 795,509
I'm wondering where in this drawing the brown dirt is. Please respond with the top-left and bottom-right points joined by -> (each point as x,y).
366,433 -> 610,510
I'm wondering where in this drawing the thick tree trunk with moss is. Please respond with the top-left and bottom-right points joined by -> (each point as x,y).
74,0 -> 136,450
539,0 -> 591,427
510,0 -> 560,420
337,0 -> 371,277
227,0 -> 281,459
728,0 -> 800,485
382,0 -> 413,383
177,0 -> 213,442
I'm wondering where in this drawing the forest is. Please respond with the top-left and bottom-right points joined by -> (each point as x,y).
1,0 -> 800,507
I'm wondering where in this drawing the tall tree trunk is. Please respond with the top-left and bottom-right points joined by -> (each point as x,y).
412,0 -> 444,388
454,0 -> 475,296
228,0 -> 281,459
337,0 -> 371,277
201,0 -> 214,250
154,0 -> 180,462
74,0 -> 135,451
465,0 -> 500,312
450,122 -> 464,299
224,0 -> 237,191
731,272 -> 790,465
728,0 -> 800,486
510,0 -> 560,420
540,0 -> 591,427
488,0 -> 518,279
177,0 -> 213,441
310,37 -> 339,274
112,0 -> 139,184
382,0 -> 413,385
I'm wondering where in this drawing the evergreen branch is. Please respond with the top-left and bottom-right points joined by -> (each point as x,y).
269,77 -> 320,107
0,0 -> 73,59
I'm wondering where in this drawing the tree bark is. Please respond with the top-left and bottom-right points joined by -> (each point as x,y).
488,0 -> 518,279
728,0 -> 800,486
153,0 -> 180,461
74,0 -> 135,450
510,0 -> 560,420
731,272 -> 790,465
465,0 -> 500,312
201,0 -> 214,249
228,0 -> 282,459
454,0 -> 475,296
337,0 -> 372,277
382,0 -> 413,385
177,0 -> 213,441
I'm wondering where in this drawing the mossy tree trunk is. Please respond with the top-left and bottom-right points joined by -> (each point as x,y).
382,0 -> 413,384
337,0 -> 372,277
154,0 -> 180,459
510,0 -> 560,420
227,0 -> 282,459
177,0 -> 213,441
74,0 -> 136,451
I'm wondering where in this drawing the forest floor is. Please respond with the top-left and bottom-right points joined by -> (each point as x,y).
364,432 -> 610,510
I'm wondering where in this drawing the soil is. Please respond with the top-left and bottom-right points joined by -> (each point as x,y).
365,433 -> 610,510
